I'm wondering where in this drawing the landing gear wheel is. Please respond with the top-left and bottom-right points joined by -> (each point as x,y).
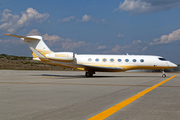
85,72 -> 93,77
161,70 -> 166,78
162,74 -> 166,78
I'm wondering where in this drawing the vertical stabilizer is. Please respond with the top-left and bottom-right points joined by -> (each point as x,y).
4,34 -> 53,59
24,36 -> 53,57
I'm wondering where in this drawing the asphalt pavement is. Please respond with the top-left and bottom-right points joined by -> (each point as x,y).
0,70 -> 179,120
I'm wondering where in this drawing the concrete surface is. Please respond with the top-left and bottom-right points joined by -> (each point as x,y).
0,70 -> 179,120
127,66 -> 180,72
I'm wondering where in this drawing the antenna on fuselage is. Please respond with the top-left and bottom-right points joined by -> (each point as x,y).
126,53 -> 129,55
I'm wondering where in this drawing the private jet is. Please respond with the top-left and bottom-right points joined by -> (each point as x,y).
4,34 -> 177,77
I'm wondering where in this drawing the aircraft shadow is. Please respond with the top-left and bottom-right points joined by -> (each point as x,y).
40,74 -> 160,78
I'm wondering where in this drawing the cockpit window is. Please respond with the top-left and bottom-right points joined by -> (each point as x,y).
158,58 -> 167,61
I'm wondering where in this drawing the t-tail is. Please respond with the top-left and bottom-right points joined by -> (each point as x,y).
4,34 -> 74,62
4,34 -> 53,61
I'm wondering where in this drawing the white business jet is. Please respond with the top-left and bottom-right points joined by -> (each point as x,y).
4,34 -> 177,77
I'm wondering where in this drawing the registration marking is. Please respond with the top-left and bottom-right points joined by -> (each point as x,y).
88,75 -> 177,120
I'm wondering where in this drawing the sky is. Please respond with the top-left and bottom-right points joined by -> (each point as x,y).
0,0 -> 180,64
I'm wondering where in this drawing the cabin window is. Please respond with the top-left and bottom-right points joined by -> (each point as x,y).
158,58 -> 167,61
125,59 -> 129,62
140,59 -> 144,62
88,58 -> 92,62
102,58 -> 107,62
95,58 -> 99,62
117,59 -> 122,62
132,59 -> 137,62
110,58 -> 114,62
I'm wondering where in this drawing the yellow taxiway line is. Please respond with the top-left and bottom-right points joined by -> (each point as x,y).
88,75 -> 177,120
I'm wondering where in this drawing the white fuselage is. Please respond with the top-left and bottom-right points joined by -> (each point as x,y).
75,54 -> 177,71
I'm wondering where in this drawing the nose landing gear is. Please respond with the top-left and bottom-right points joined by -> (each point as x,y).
161,70 -> 166,78
162,74 -> 166,78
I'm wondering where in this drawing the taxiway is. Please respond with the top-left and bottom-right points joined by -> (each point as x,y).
0,70 -> 179,120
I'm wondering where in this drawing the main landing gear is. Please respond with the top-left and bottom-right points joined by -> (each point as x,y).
85,71 -> 95,77
161,70 -> 166,78
85,72 -> 93,77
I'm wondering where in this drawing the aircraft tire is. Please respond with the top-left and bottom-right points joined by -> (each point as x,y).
162,74 -> 166,78
85,72 -> 93,77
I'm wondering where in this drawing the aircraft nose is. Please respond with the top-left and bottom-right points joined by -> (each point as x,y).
168,62 -> 177,68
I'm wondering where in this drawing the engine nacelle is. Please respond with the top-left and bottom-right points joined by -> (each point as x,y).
46,52 -> 74,61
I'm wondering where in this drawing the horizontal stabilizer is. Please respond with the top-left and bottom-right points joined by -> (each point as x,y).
4,34 -> 40,40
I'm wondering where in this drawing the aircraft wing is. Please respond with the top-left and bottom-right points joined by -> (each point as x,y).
51,61 -> 124,72
79,64 -> 125,72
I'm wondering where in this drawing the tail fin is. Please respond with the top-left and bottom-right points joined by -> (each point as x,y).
4,34 -> 53,60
